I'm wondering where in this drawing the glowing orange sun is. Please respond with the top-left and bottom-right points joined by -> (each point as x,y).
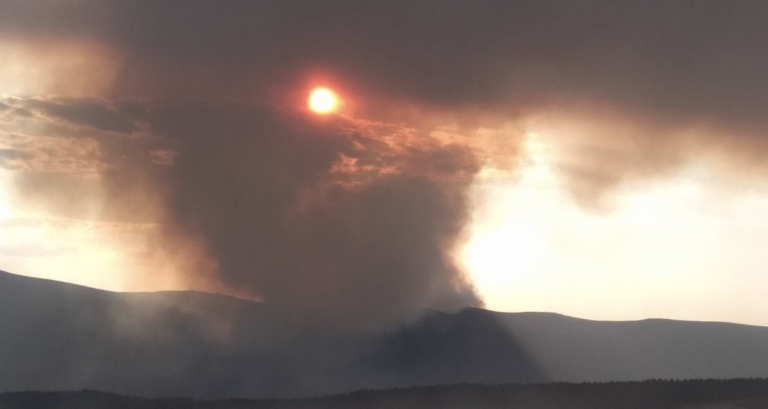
308,87 -> 339,114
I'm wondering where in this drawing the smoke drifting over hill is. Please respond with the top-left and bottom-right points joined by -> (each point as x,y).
4,1 -> 768,327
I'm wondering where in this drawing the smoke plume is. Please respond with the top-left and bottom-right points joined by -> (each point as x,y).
4,1 -> 768,327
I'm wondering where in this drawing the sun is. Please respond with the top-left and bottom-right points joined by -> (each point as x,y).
308,87 -> 339,114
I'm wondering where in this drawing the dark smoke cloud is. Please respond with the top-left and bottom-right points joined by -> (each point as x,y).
4,1 -> 768,325
148,102 -> 481,328
1,93 -> 484,328
32,1 -> 768,125
5,2 -> 768,175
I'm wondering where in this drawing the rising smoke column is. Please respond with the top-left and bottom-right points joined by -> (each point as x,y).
146,102 -> 484,328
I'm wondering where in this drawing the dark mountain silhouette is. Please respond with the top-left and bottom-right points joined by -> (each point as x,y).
5,379 -> 768,409
2,270 -> 768,399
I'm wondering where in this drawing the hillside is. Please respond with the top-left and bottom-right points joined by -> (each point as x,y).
4,379 -> 768,409
2,270 -> 768,399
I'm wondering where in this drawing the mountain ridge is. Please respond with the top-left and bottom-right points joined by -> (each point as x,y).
1,269 -> 768,399
5,379 -> 768,409
1,270 -> 761,328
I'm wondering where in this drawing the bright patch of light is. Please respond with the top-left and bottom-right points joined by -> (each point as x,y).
0,172 -> 15,221
308,88 -> 339,114
0,200 -> 12,221
462,133 -> 555,293
462,133 -> 768,326
0,39 -> 117,96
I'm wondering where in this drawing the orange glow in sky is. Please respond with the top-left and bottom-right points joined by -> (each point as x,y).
308,87 -> 340,114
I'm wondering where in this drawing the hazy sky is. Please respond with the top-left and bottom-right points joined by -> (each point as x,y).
1,1 -> 768,327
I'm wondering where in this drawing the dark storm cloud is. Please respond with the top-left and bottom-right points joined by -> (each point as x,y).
5,1 -> 768,325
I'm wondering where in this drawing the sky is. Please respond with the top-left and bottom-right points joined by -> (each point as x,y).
1,1 -> 768,327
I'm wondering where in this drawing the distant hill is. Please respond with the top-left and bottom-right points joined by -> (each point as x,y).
2,270 -> 768,399
4,379 -> 768,409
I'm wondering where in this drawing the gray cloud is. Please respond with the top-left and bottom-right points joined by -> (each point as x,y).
1,96 -> 144,136
0,148 -> 34,163
19,97 -> 141,133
